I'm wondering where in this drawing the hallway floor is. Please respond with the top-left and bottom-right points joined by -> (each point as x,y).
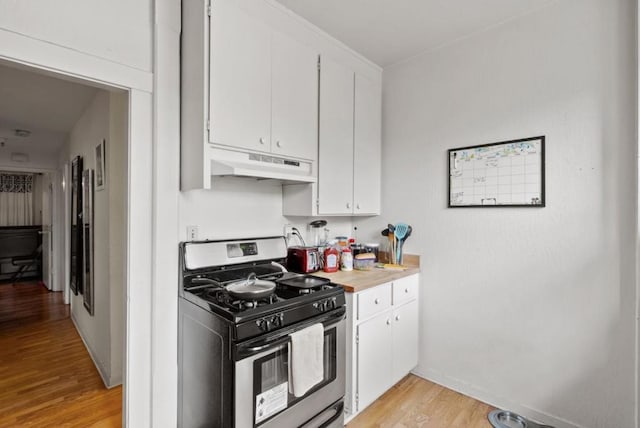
0,282 -> 122,427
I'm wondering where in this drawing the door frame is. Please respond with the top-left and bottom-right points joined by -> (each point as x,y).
0,28 -> 158,428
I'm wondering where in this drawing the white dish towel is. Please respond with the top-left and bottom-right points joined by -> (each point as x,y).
288,323 -> 324,397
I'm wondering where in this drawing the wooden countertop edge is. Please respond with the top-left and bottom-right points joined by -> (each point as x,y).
313,254 -> 421,293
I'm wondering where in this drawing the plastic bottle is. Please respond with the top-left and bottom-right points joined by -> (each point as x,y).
323,246 -> 339,273
341,247 -> 353,271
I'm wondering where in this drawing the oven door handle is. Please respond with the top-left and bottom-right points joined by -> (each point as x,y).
244,336 -> 290,354
235,306 -> 346,360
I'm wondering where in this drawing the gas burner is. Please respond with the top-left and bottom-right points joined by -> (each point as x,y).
197,286 -> 281,312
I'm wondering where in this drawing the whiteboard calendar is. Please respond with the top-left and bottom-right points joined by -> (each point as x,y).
448,136 -> 545,207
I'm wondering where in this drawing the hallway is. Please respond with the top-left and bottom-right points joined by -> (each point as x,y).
0,282 -> 122,427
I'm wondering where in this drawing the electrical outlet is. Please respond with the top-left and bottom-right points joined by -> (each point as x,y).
187,225 -> 199,241
283,224 -> 293,237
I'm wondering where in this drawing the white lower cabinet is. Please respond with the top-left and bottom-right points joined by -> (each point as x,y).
345,274 -> 419,420
391,300 -> 419,383
356,310 -> 393,411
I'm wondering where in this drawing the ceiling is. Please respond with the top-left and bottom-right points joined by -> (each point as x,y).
274,0 -> 555,66
0,63 -> 98,155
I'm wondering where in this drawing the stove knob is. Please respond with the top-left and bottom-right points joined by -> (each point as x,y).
256,318 -> 271,332
328,297 -> 337,309
271,313 -> 284,327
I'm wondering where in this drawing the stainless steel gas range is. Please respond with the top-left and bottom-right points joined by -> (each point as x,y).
178,236 -> 346,428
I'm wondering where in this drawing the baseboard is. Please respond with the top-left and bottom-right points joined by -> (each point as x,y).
70,313 -> 121,389
412,368 -> 583,428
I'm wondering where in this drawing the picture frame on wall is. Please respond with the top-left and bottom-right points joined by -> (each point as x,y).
448,136 -> 545,208
70,156 -> 83,295
95,139 -> 106,191
82,168 -> 95,316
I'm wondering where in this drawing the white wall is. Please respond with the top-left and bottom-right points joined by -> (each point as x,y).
0,0 -> 152,72
108,92 -> 127,384
179,178 -> 354,243
355,1 -> 637,427
1,0 -> 156,423
66,90 -> 127,388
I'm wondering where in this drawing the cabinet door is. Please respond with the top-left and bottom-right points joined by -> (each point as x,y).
392,300 -> 419,384
209,0 -> 271,152
318,56 -> 354,215
271,32 -> 318,160
357,312 -> 393,411
353,73 -> 382,215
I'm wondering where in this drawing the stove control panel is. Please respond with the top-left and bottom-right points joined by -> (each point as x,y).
313,297 -> 338,312
256,313 -> 285,332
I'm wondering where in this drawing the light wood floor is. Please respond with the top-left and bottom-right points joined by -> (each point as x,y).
0,282 -> 122,427
347,374 -> 495,428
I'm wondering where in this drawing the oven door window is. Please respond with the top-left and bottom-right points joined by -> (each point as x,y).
252,329 -> 337,426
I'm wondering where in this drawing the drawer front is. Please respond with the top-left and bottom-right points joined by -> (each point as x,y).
392,274 -> 419,306
357,283 -> 392,320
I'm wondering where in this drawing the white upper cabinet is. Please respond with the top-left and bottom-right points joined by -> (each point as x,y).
318,56 -> 355,215
181,0 -> 380,192
353,73 -> 382,215
209,0 -> 272,152
283,56 -> 382,216
271,32 -> 319,160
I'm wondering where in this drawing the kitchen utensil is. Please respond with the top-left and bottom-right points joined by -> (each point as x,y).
381,228 -> 389,237
277,274 -> 331,289
394,223 -> 409,264
226,273 -> 276,300
388,230 -> 395,265
396,225 -> 412,264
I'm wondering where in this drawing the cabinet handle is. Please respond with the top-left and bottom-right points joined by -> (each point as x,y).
374,298 -> 379,305
347,202 -> 351,209
356,203 -> 360,210
395,315 -> 400,321
386,319 -> 391,326
405,288 -> 409,293
259,137 -> 266,144
276,140 -> 282,148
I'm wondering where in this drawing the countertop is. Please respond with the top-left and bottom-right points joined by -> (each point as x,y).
313,254 -> 420,293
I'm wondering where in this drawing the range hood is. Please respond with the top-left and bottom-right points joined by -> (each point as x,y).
209,146 -> 316,183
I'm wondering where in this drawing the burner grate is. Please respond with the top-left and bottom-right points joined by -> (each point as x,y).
201,287 -> 280,312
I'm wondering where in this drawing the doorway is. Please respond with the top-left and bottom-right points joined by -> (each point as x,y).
0,61 -> 128,424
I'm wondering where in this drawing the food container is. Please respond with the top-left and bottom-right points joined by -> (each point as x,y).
336,236 -> 349,247
350,244 -> 367,257
340,248 -> 353,271
363,243 -> 379,261
323,246 -> 340,273
354,253 -> 376,271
